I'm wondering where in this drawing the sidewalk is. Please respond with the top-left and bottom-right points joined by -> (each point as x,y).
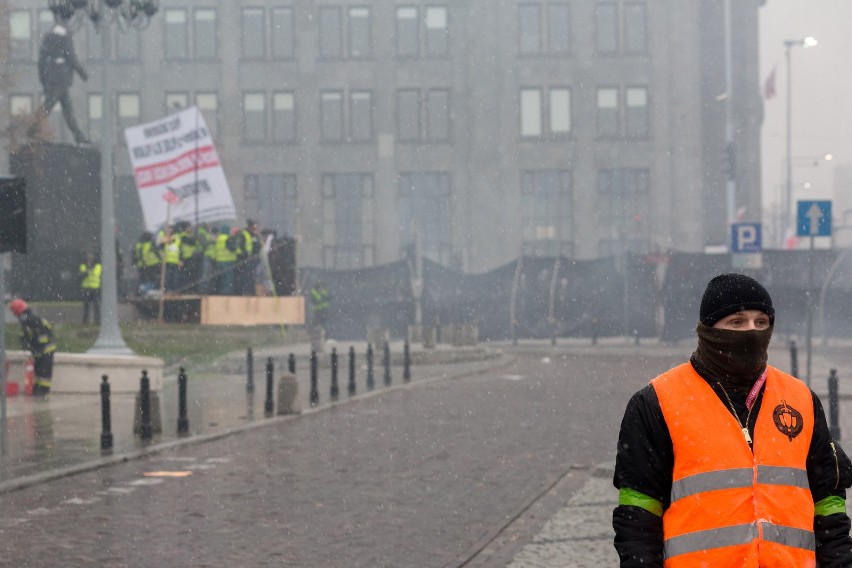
0,340 -> 509,491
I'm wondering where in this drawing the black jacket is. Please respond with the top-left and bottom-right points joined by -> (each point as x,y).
613,357 -> 852,567
18,310 -> 57,357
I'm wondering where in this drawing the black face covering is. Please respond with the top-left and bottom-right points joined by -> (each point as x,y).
693,323 -> 773,391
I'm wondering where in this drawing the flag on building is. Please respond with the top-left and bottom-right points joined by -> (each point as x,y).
763,66 -> 777,100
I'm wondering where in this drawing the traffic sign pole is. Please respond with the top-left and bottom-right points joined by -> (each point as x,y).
806,233 -> 815,387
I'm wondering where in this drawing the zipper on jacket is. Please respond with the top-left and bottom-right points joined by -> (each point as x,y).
831,441 -> 840,490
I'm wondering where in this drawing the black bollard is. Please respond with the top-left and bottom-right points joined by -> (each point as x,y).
330,348 -> 340,401
383,340 -> 392,387
403,340 -> 411,382
100,375 -> 113,450
139,370 -> 153,441
288,352 -> 296,375
348,346 -> 356,397
829,369 -> 841,441
310,350 -> 319,406
790,340 -> 799,379
366,344 -> 375,391
177,367 -> 189,435
264,357 -> 275,417
246,347 -> 255,394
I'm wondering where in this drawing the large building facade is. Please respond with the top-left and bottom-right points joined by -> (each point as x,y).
2,0 -> 765,273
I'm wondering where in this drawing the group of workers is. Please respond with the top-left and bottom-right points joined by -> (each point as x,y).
133,219 -> 263,296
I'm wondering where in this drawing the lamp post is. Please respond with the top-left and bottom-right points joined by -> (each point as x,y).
48,0 -> 158,354
783,36 -> 818,244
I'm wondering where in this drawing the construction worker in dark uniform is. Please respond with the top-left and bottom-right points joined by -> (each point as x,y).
8,299 -> 57,397
79,251 -> 102,324
196,223 -> 215,294
234,219 -> 259,296
310,281 -> 330,333
214,225 -> 237,295
133,231 -> 160,293
175,221 -> 197,292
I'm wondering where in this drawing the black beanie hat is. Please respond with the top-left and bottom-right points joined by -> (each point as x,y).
699,273 -> 775,327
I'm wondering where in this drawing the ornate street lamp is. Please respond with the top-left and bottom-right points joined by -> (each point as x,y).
47,0 -> 159,354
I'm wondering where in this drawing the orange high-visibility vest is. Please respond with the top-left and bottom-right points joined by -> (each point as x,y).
651,363 -> 815,568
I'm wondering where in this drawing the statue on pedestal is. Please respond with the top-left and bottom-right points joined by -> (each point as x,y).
28,19 -> 91,145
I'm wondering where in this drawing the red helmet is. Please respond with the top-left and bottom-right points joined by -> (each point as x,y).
9,298 -> 27,317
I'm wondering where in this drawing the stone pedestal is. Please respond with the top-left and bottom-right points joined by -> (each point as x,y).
4,350 -> 165,393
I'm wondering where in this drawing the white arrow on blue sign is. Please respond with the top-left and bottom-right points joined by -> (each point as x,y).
797,200 -> 832,237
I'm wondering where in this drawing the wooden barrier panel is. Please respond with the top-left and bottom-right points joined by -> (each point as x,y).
199,296 -> 304,326
132,295 -> 305,325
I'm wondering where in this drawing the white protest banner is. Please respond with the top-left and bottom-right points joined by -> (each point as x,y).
125,106 -> 236,231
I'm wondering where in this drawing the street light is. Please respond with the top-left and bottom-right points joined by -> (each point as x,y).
48,0 -> 159,354
783,36 -> 818,243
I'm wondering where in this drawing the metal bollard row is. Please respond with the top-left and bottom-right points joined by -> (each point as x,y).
96,344 -> 419,451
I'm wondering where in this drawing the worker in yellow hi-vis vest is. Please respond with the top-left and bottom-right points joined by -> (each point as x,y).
79,251 -> 102,324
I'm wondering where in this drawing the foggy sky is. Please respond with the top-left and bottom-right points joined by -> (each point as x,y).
759,0 -> 852,232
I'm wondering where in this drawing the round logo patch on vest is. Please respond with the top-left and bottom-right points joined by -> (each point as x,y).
773,399 -> 804,441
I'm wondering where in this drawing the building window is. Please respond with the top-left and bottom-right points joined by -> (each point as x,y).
322,174 -> 375,269
521,170 -> 573,257
348,7 -> 371,58
520,88 -> 542,138
320,91 -> 344,142
37,10 -> 53,46
242,92 -> 266,141
244,174 -> 298,238
196,92 -> 218,138
625,86 -> 648,137
596,87 -> 619,137
193,9 -> 217,59
117,93 -> 140,144
272,8 -> 295,59
518,4 -> 541,55
88,94 -> 102,144
624,2 -> 647,54
273,92 -> 296,143
425,6 -> 449,57
318,7 -> 342,59
242,8 -> 265,59
164,9 -> 187,60
165,92 -> 188,112
350,91 -> 373,142
597,168 -> 650,255
426,89 -> 450,141
397,89 -> 420,141
10,10 -> 32,61
395,7 -> 419,58
594,2 -> 618,55
86,23 -> 103,60
115,28 -> 141,61
396,6 -> 448,58
10,94 -> 32,116
547,3 -> 571,54
549,88 -> 571,135
398,173 -> 453,264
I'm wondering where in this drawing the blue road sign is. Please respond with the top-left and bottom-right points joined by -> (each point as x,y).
797,200 -> 832,237
731,223 -> 762,253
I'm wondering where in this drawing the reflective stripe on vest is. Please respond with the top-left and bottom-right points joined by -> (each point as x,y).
671,466 -> 809,503
651,364 -> 815,567
664,521 -> 814,559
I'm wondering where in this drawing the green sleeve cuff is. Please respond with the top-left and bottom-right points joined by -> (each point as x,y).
619,487 -> 663,517
815,496 -> 846,517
